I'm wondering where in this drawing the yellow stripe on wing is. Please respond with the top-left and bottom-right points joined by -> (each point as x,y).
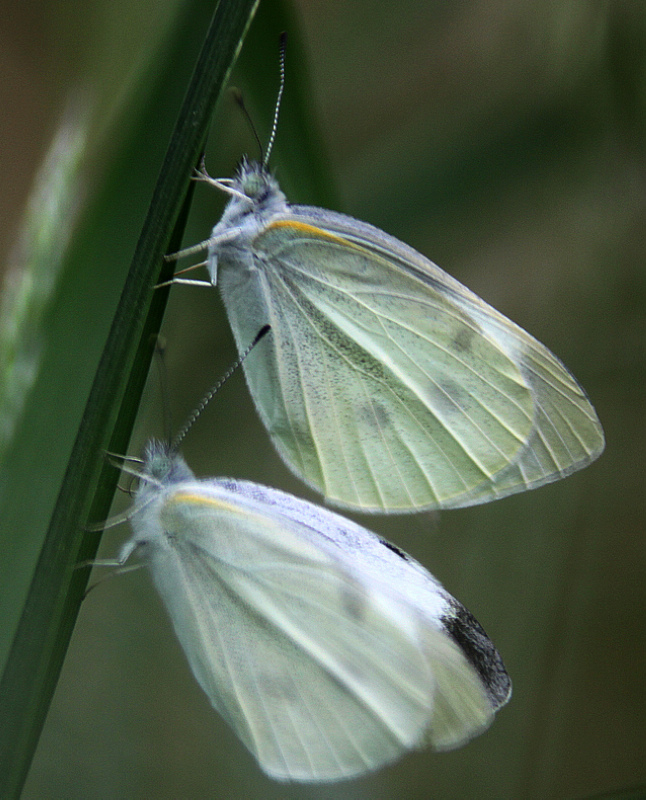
265,220 -> 353,248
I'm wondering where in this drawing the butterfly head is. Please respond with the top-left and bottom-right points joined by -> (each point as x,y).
233,158 -> 285,206
212,158 -> 288,241
139,440 -> 194,493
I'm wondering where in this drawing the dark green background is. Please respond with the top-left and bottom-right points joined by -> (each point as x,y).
1,1 -> 644,798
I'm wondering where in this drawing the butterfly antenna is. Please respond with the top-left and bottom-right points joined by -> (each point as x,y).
231,88 -> 264,162
264,31 -> 286,167
171,324 -> 271,451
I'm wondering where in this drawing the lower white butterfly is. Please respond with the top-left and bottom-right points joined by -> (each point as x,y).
113,440 -> 511,782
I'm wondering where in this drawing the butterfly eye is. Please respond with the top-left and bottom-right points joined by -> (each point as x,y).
240,170 -> 268,200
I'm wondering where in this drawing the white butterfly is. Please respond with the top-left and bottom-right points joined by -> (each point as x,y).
171,159 -> 605,513
115,440 -> 511,782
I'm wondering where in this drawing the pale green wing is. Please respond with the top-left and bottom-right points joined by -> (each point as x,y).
152,480 -> 504,779
314,208 -> 606,507
152,484 -> 436,782
217,209 -> 603,512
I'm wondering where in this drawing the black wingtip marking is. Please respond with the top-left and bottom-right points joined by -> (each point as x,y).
441,599 -> 512,709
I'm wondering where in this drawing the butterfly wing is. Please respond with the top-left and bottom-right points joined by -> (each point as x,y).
218,479 -> 511,748
215,206 -> 603,511
146,478 -> 504,781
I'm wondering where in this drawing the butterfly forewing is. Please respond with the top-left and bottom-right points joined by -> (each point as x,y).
152,483 -> 435,780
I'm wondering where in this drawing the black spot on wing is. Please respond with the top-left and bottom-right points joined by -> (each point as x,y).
379,538 -> 411,561
356,399 -> 391,430
452,325 -> 477,353
441,599 -> 512,709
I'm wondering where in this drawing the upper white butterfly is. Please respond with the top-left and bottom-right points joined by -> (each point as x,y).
173,157 -> 604,513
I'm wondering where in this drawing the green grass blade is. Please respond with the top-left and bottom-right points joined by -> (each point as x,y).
0,0 -> 260,795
